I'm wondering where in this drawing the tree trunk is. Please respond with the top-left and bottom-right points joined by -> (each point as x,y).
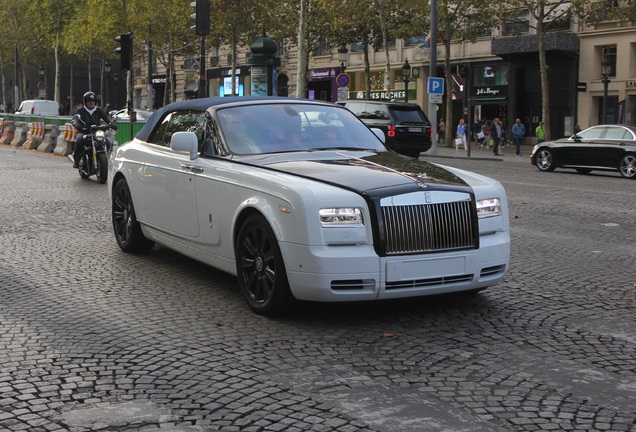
54,42 -> 61,103
296,0 -> 308,98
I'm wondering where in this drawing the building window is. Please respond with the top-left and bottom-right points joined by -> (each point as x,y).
468,15 -> 491,38
312,39 -> 331,57
350,42 -> 364,53
503,9 -> 530,36
405,36 -> 430,47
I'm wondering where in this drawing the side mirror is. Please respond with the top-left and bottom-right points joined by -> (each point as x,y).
370,128 -> 385,144
170,131 -> 199,160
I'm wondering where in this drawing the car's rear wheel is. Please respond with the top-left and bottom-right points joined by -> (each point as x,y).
535,148 -> 556,172
575,168 -> 592,174
112,178 -> 154,252
236,214 -> 294,315
618,154 -> 636,179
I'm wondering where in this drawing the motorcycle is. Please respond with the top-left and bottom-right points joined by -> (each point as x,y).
69,121 -> 115,184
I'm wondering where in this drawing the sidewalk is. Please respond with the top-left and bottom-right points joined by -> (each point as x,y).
421,142 -> 533,163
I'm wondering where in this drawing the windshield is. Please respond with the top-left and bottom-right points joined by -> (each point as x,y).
216,103 -> 386,155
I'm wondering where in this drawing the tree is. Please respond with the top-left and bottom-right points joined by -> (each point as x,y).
435,0 -> 497,146
32,0 -> 81,104
499,1 -> 575,141
316,0 -> 428,98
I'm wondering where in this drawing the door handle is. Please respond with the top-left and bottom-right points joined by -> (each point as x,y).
181,164 -> 204,173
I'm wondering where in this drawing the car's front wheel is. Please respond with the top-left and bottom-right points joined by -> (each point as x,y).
535,148 -> 556,172
236,214 -> 294,315
112,178 -> 154,252
618,154 -> 636,179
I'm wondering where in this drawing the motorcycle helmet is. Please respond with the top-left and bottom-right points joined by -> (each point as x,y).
83,91 -> 96,105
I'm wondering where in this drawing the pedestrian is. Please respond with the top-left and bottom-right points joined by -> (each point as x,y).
490,118 -> 503,156
438,119 -> 446,146
456,118 -> 467,150
482,119 -> 490,148
511,117 -> 526,157
473,118 -> 484,147
536,121 -> 545,144
574,124 -> 581,134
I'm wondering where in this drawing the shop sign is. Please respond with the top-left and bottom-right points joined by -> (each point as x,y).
626,81 -> 636,89
470,85 -> 508,98
309,69 -> 337,80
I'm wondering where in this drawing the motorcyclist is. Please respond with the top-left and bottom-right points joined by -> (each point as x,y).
71,91 -> 116,168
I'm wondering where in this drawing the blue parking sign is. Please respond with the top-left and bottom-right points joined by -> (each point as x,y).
428,77 -> 444,95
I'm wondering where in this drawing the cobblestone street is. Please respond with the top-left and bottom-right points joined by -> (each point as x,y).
1,145 -> 635,431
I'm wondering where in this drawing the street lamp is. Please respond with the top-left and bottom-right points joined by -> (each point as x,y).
601,57 -> 611,124
402,59 -> 411,102
338,43 -> 348,74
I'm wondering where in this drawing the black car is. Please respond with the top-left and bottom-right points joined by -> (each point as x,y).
338,100 -> 432,158
530,124 -> 636,179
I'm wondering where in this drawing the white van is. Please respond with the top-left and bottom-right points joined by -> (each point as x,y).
15,100 -> 59,117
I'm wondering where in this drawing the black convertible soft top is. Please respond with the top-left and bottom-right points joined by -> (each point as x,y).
134,96 -> 323,142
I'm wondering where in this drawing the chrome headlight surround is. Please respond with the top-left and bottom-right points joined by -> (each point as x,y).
476,198 -> 501,219
319,208 -> 364,227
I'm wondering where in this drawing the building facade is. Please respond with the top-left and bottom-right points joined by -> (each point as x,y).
131,9 -> 635,141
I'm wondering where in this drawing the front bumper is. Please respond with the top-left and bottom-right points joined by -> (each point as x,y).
280,230 -> 510,302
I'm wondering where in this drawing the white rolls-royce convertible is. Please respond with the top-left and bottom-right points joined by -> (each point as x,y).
109,97 -> 510,315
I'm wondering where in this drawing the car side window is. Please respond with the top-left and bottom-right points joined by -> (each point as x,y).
149,110 -> 205,147
604,127 -> 629,140
577,127 -> 605,140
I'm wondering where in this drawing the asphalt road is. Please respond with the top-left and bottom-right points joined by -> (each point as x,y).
1,144 -> 634,432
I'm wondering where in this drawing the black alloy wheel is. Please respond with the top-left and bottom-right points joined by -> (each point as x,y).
112,179 -> 154,253
236,214 -> 294,315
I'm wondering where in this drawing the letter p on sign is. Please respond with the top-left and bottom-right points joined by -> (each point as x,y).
428,77 -> 444,95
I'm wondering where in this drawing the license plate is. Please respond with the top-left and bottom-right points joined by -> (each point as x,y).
408,127 -> 423,133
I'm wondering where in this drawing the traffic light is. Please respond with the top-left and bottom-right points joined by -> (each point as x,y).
115,33 -> 133,70
190,0 -> 210,36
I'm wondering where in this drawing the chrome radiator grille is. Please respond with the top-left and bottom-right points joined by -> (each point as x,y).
382,200 -> 477,254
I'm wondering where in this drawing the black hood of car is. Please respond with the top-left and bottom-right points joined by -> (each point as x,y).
244,151 -> 469,196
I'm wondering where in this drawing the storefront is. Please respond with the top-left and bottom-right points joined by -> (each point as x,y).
307,68 -> 339,102
469,64 -> 510,127
206,66 -> 251,97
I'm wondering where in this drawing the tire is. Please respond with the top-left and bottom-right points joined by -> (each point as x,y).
618,154 -> 636,179
235,214 -> 294,315
535,148 -> 556,172
78,154 -> 90,179
112,178 -> 154,253
96,153 -> 108,184
575,168 -> 592,174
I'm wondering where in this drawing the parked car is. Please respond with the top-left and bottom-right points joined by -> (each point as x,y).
15,100 -> 59,117
110,109 -> 154,122
338,99 -> 432,158
109,97 -> 510,315
530,124 -> 636,179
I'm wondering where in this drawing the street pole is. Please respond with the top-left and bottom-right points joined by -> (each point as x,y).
602,76 -> 609,123
147,23 -> 154,109
14,42 -> 20,110
198,36 -> 206,98
428,0 -> 438,154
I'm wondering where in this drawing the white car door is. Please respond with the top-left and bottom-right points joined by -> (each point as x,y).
137,111 -> 203,238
